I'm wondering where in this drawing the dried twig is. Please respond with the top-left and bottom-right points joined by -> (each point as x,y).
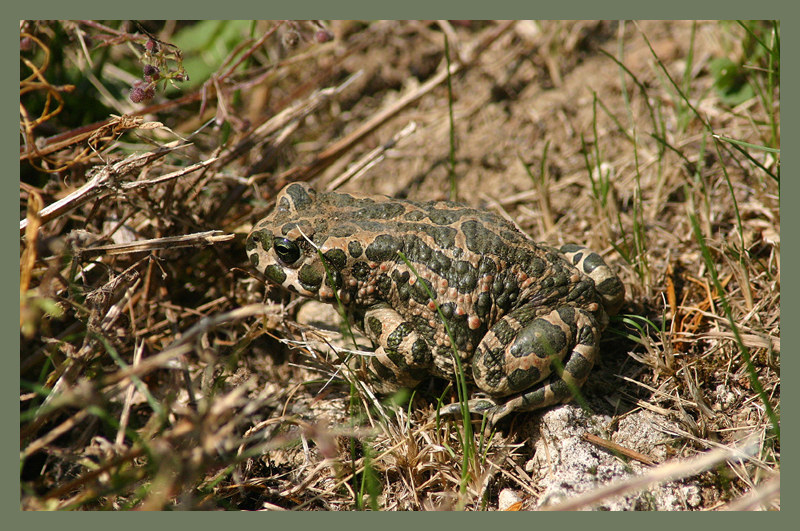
581,432 -> 657,466
75,230 -> 234,258
20,142 -> 187,234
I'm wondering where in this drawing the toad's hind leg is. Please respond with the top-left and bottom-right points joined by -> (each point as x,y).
449,306 -> 601,426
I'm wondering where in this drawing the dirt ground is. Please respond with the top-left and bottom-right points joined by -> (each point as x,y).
20,20 -> 779,510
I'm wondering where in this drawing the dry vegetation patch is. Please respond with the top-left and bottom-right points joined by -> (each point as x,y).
20,20 -> 779,510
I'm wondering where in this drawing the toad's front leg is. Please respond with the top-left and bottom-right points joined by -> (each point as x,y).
359,302 -> 435,394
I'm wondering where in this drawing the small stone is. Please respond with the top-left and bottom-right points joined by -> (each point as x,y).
682,485 -> 702,508
498,488 -> 523,511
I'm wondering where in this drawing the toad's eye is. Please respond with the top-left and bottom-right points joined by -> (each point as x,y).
273,237 -> 301,265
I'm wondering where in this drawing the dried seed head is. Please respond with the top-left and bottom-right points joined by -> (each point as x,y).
129,81 -> 155,103
315,29 -> 334,43
282,29 -> 301,49
143,64 -> 160,79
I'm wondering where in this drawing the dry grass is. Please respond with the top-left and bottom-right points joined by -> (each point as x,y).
20,20 -> 779,510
